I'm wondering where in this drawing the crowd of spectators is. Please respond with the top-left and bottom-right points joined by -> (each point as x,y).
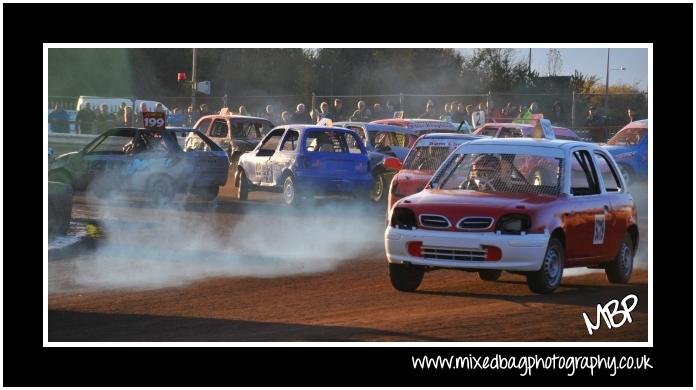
49,97 -> 645,134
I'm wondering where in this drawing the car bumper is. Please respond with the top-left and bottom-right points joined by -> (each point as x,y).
295,173 -> 373,194
384,227 -> 550,271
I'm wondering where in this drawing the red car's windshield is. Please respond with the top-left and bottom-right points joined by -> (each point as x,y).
437,153 -> 562,195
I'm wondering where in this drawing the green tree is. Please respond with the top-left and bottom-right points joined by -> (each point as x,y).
569,69 -> 600,93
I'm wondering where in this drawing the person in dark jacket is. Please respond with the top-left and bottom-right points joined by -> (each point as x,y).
329,98 -> 347,121
419,101 -> 438,119
290,103 -> 312,124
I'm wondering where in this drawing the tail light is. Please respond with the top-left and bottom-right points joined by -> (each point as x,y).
484,245 -> 502,261
407,241 -> 423,257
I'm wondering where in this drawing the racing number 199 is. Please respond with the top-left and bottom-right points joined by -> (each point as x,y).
144,117 -> 165,127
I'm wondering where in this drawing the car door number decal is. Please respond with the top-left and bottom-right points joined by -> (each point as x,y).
593,214 -> 605,244
255,163 -> 271,181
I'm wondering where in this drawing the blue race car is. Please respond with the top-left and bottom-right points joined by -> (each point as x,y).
602,119 -> 648,184
234,125 -> 373,205
334,120 -> 458,202
48,127 -> 229,203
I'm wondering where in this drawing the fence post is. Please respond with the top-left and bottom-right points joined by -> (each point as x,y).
223,94 -> 228,108
571,91 -> 575,128
399,92 -> 404,112
131,96 -> 137,128
311,92 -> 316,114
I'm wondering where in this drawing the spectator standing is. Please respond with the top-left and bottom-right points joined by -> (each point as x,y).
199,104 -> 211,117
452,103 -> 465,124
261,105 -> 278,123
419,101 -> 438,119
488,99 -> 503,122
186,106 -> 196,126
439,103 -> 452,122
317,101 -> 331,123
290,103 -> 312,124
372,103 -> 385,120
385,100 -> 395,119
116,102 -> 128,125
168,107 -> 186,127
513,104 -> 529,124
585,106 -> 605,142
585,106 -> 602,126
134,102 -> 148,127
76,102 -> 96,134
124,106 -> 134,126
330,98 -> 347,121
501,102 -> 514,120
48,104 -> 70,133
627,107 -> 640,123
95,104 -> 116,132
456,104 -> 474,133
238,105 -> 249,116
350,100 -> 372,122
281,111 -> 291,125
551,101 -> 565,125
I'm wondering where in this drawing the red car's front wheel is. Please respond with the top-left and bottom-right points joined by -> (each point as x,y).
527,237 -> 564,294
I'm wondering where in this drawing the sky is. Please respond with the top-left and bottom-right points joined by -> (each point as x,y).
458,48 -> 648,91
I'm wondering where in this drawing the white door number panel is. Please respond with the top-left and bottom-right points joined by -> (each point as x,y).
593,214 -> 605,244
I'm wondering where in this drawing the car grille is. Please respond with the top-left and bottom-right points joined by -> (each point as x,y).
457,217 -> 494,230
421,246 -> 487,261
419,214 -> 450,229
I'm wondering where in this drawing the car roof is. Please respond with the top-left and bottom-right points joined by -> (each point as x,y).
480,122 -> 569,130
461,137 -> 600,151
478,122 -> 580,139
106,127 -> 198,133
199,113 -> 271,122
418,132 -> 482,140
333,121 -> 421,134
623,119 -> 648,129
370,118 -> 457,130
271,124 -> 356,133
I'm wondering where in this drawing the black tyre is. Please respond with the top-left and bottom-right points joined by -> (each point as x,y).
282,175 -> 301,206
605,233 -> 634,284
388,263 -> 425,292
150,176 -> 176,206
192,186 -> 219,202
527,237 -> 564,294
478,269 -> 502,281
370,172 -> 386,202
236,168 -> 249,200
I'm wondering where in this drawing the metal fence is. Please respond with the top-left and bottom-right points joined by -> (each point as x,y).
48,91 -> 648,142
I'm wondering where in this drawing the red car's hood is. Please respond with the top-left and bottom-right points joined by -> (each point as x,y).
396,189 -> 562,231
404,189 -> 558,206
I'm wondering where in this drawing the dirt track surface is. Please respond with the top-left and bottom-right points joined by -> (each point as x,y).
48,176 -> 649,342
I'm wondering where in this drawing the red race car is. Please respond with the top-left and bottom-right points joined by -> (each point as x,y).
385,138 -> 638,294
386,132 -> 482,211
